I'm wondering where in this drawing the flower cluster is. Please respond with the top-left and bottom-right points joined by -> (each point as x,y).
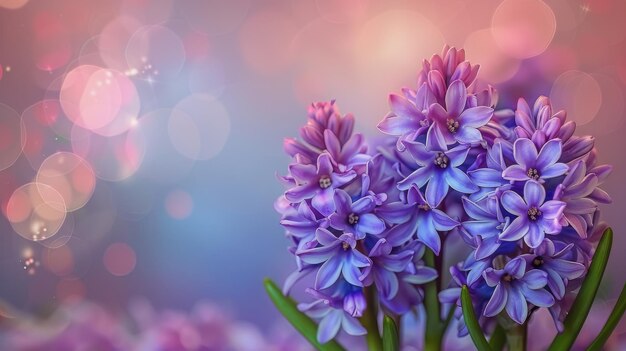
276,46 -> 612,345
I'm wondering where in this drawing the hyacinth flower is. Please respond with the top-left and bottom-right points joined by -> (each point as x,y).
285,153 -> 356,216
267,46 -> 621,351
329,190 -> 385,240
427,79 -> 494,149
297,228 -> 371,289
500,180 -> 566,248
397,141 -> 478,206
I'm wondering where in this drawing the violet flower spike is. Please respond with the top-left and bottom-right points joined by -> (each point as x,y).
297,228 -> 371,289
398,141 -> 478,206
329,189 -> 386,240
502,138 -> 568,182
298,294 -> 366,343
521,240 -> 585,300
426,79 -> 493,150
461,196 -> 508,260
483,257 -> 555,324
363,238 -> 414,300
500,180 -> 566,248
285,153 -> 356,216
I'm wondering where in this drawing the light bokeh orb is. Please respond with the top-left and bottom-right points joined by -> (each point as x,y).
71,126 -> 146,182
238,11 -> 296,75
0,0 -> 29,9
168,94 -> 230,161
98,16 -> 143,71
550,70 -> 602,126
181,0 -> 251,36
6,183 -> 67,242
0,103 -> 25,171
316,0 -> 369,23
187,60 -> 226,97
36,152 -> 96,212
126,25 -> 186,79
491,0 -> 556,59
43,244 -> 74,277
164,190 -> 193,219
103,243 -> 136,277
464,29 -> 520,83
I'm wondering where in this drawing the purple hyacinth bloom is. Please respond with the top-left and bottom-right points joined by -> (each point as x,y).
553,160 -> 602,238
377,83 -> 434,150
324,130 -> 370,172
397,141 -> 478,206
301,101 -> 355,150
379,186 -> 458,254
280,201 -> 328,244
468,139 -> 512,200
426,79 -> 493,149
461,196 -> 507,260
285,153 -> 356,216
363,238 -> 414,300
521,240 -> 585,300
297,228 -> 371,289
483,257 -> 555,324
502,138 -> 568,182
298,292 -> 366,343
500,180 -> 566,248
329,190 -> 386,240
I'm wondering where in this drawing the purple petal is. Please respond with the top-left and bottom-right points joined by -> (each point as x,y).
285,183 -> 317,203
432,209 -> 459,230
445,167 -> 479,194
317,310 -> 342,343
502,165 -> 530,181
484,283 -> 508,317
536,139 -> 562,169
513,138 -> 538,168
540,200 -> 566,218
404,267 -> 438,284
546,268 -> 566,299
352,196 -> 376,214
446,80 -> 467,117
334,189 -> 352,215
385,219 -> 419,247
341,315 -> 367,336
299,245 -> 336,265
505,257 -> 527,278
330,170 -> 357,187
312,187 -> 336,216
562,198 -> 595,215
439,287 -> 461,304
447,145 -> 471,167
549,259 -> 585,280
317,153 -> 333,176
417,212 -> 441,254
376,270 -> 399,300
316,255 -> 343,289
316,228 -> 339,246
500,217 -> 529,241
524,224 -> 544,248
398,166 -> 433,191
505,286 -> 528,323
389,94 -> 422,120
426,173 -> 450,207
425,121 -> 448,151
323,130 -> 342,160
458,106 -> 493,127
289,163 -> 317,183
462,197 -> 493,220
356,214 -> 386,235
524,180 -> 546,206
521,285 -> 554,308
403,141 -> 433,165
376,202 -> 413,224
483,268 -> 503,287
469,168 -> 506,187
378,115 -> 420,135
501,190 -> 528,216
342,263 -> 365,287
522,269 -> 548,289
541,163 -> 569,179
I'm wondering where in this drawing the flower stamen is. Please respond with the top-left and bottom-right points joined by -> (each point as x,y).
319,176 -> 332,189
527,207 -> 542,221
446,118 -> 459,133
434,152 -> 449,169
342,242 -> 350,251
502,273 -> 513,282
532,256 -> 544,268
348,213 -> 359,225
527,168 -> 540,180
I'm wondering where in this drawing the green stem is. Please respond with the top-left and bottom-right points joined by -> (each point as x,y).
505,323 -> 527,351
361,286 -> 383,351
489,324 -> 506,351
424,249 -> 444,351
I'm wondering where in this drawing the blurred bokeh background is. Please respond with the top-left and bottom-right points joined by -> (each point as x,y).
0,0 -> 624,348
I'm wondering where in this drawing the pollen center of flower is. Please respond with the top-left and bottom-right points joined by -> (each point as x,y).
319,175 -> 332,189
527,206 -> 542,221
527,168 -> 540,180
532,256 -> 544,268
342,242 -> 350,251
434,152 -> 449,168
446,118 -> 459,133
348,213 -> 359,225
502,273 -> 513,282
418,204 -> 431,211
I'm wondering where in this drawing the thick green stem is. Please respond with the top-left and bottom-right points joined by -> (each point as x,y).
505,323 -> 527,351
424,249 -> 444,351
361,286 -> 383,351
